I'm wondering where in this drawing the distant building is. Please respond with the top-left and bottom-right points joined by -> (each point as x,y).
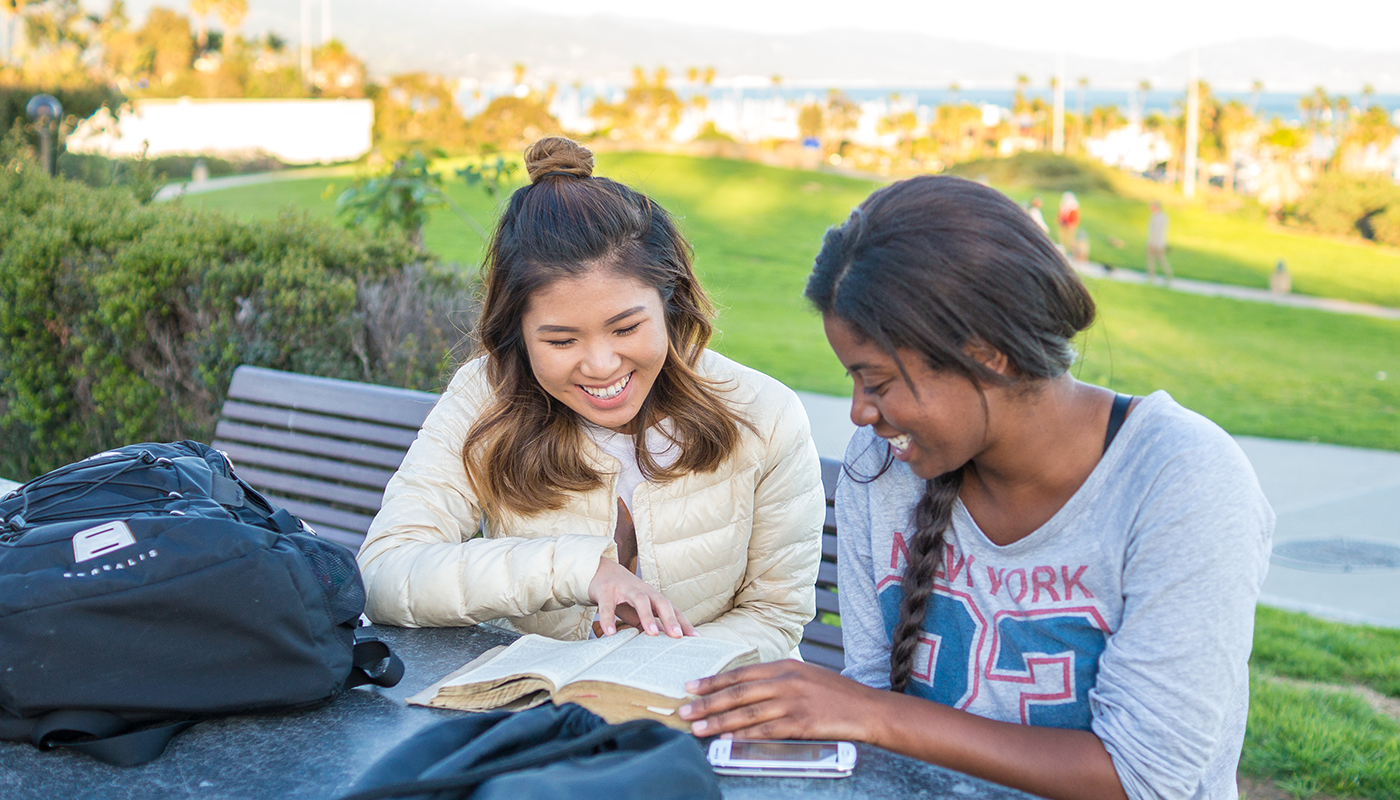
67,98 -> 374,165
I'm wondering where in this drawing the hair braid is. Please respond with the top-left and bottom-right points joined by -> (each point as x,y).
889,467 -> 965,693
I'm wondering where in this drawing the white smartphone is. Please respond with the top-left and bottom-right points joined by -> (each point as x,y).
706,738 -> 857,778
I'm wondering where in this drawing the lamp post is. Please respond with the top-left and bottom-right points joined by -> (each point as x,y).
25,94 -> 63,176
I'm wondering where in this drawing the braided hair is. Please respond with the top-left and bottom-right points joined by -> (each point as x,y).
804,175 -> 1096,693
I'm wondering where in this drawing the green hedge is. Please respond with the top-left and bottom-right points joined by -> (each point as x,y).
1295,173 -> 1400,247
0,138 -> 476,481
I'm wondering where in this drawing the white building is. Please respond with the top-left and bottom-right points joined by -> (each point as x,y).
67,98 -> 374,164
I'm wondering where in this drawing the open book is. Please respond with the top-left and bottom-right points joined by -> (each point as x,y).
408,629 -> 759,729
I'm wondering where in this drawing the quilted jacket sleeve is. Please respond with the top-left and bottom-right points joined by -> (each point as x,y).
356,361 -> 612,627
693,386 -> 825,661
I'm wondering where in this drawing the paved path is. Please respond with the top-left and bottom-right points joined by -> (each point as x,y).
1071,260 -> 1400,321
795,391 -> 1400,629
153,165 -> 358,202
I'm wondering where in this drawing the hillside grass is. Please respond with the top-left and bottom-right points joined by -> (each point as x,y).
190,152 -> 1400,453
957,155 -> 1400,309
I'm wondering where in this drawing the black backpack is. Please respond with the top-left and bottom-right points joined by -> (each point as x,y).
0,440 -> 404,766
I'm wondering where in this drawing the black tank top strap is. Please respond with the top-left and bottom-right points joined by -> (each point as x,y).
1104,393 -> 1134,453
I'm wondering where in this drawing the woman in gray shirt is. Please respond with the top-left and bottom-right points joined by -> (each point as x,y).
679,176 -> 1274,800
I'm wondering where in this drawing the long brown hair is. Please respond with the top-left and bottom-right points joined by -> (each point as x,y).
805,175 -> 1096,692
463,137 -> 748,519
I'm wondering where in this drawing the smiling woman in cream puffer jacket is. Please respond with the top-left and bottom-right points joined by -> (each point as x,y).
356,137 -> 824,663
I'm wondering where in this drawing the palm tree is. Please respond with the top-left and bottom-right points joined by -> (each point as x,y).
1249,79 -> 1264,115
1076,76 -> 1088,151
1135,79 -> 1151,123
189,0 -> 212,50
213,0 -> 246,43
1361,83 -> 1375,109
1014,73 -> 1031,113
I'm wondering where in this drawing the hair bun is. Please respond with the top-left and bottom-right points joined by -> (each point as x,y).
525,137 -> 594,183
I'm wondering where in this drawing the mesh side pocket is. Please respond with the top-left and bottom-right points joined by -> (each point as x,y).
288,533 -> 366,626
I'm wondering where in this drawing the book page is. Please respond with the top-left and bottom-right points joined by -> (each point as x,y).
439,630 -> 638,690
567,634 -> 756,699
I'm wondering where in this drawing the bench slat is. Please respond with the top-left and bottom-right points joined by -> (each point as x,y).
802,621 -> 845,649
815,589 -> 840,616
799,641 -> 845,671
214,421 -> 411,470
820,457 -> 841,503
817,561 -> 838,588
236,466 -> 385,514
264,494 -> 376,536
304,523 -> 367,551
216,442 -> 396,492
228,365 -> 439,428
220,401 -> 420,449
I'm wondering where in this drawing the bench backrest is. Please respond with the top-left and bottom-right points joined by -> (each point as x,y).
211,366 -> 438,550
798,456 -> 845,671
212,365 -> 849,668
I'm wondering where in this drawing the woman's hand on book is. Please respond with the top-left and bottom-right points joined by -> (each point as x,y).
589,557 -> 697,639
678,660 -> 883,741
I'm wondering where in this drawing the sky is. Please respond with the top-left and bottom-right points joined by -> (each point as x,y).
500,0 -> 1400,61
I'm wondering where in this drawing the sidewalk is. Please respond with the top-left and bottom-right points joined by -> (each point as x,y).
1071,260 -> 1400,321
795,391 -> 1400,629
152,165 -> 358,202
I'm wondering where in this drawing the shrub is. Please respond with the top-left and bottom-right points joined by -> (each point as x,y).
1294,174 -> 1400,241
1368,203 -> 1400,249
0,138 -> 476,481
946,153 -> 1118,195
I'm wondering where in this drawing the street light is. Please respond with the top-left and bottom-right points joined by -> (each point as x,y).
25,94 -> 63,177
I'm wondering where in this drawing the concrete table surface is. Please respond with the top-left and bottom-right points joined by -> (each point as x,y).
0,624 -> 1042,800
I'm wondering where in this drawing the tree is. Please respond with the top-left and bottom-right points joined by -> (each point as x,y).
2,0 -> 38,65
589,66 -> 683,142
372,72 -> 469,147
878,108 -> 919,160
136,7 -> 195,86
309,39 -> 365,97
467,94 -> 559,151
1014,73 -> 1031,114
1214,99 -> 1253,192
797,102 -> 823,140
212,0 -> 246,41
335,151 -> 447,248
189,0 -> 212,50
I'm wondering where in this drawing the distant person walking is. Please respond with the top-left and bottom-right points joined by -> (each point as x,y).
1027,196 -> 1050,235
1146,201 -> 1173,284
1057,192 -> 1080,258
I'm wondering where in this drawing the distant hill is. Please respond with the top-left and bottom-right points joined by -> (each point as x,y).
123,0 -> 1400,92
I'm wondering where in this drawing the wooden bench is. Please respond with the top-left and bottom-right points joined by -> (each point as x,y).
211,366 -> 438,550
212,365 -> 847,669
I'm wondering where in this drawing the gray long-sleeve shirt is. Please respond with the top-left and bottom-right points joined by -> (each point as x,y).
836,391 -> 1274,800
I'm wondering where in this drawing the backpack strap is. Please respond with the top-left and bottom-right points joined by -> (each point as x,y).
0,708 -> 195,767
336,718 -> 658,800
347,629 -> 406,689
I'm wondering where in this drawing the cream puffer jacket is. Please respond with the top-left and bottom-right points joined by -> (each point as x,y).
356,349 -> 825,662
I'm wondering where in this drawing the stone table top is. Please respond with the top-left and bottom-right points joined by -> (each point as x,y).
0,624 -> 1042,800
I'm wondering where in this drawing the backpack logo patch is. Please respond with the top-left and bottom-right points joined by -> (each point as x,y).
73,521 -> 137,563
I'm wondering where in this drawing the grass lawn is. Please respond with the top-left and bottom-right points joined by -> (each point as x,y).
968,158 -> 1400,310
1245,607 -> 1400,800
191,152 -> 1400,453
